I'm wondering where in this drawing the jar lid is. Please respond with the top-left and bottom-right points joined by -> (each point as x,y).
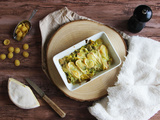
134,5 -> 152,22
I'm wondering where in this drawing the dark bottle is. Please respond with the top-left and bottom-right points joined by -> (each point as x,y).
128,5 -> 152,33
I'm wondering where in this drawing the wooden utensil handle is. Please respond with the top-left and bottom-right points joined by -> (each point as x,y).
43,95 -> 66,118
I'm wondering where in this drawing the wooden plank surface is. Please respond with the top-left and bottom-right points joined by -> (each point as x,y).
0,0 -> 160,120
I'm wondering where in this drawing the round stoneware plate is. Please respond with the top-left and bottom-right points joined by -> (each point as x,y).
46,20 -> 127,101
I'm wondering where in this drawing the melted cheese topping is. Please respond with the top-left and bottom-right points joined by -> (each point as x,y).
67,62 -> 82,79
59,39 -> 112,84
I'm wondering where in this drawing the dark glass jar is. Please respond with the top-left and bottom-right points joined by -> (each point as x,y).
128,5 -> 152,33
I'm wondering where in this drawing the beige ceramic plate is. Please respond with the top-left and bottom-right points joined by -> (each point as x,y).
46,20 -> 127,101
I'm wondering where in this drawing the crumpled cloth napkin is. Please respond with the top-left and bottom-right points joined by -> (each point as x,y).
39,7 -> 160,120
39,7 -> 90,78
88,36 -> 160,120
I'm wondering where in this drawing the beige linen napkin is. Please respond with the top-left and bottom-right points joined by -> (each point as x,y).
39,7 -> 160,120
39,7 -> 90,78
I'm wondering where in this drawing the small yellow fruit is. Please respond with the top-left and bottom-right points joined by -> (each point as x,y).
16,36 -> 21,41
3,39 -> 10,46
15,29 -> 20,34
17,31 -> 23,38
15,59 -> 20,66
22,23 -> 25,26
23,44 -> 29,50
23,51 -> 29,58
8,47 -> 14,52
17,24 -> 22,29
0,54 -> 6,60
8,52 -> 14,59
22,33 -> 26,38
15,47 -> 20,54
21,26 -> 28,32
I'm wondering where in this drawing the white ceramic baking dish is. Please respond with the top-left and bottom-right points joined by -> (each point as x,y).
53,31 -> 121,91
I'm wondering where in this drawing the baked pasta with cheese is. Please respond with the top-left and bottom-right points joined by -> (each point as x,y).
59,38 -> 112,84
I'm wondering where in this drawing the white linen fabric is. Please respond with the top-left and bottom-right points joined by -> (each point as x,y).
88,36 -> 160,120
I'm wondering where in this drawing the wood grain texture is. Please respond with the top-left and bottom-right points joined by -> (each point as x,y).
0,0 -> 160,120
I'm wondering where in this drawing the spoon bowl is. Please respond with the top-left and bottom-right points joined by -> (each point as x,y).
13,10 -> 37,41
13,20 -> 32,41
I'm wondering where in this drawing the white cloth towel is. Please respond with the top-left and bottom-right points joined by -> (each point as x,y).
89,36 -> 160,120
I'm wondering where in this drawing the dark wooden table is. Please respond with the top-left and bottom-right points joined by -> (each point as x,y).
0,0 -> 160,120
